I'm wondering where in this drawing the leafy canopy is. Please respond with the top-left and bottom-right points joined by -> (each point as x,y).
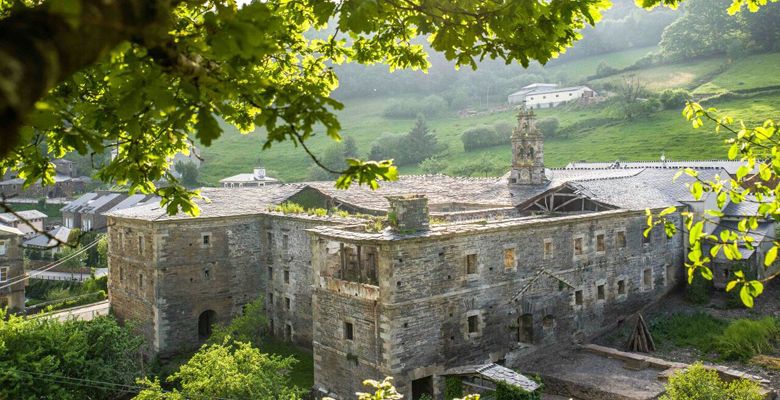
1,0 -> 616,216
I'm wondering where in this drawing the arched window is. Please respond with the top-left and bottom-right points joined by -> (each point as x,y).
517,146 -> 525,160
528,146 -> 535,160
198,310 -> 216,340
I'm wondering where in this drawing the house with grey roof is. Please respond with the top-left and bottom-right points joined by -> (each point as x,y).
219,167 -> 279,188
507,83 -> 597,108
0,225 -> 25,311
0,210 -> 47,236
0,159 -> 89,199
61,192 -> 159,232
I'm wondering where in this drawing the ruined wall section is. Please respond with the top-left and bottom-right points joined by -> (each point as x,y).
262,214 -> 350,347
380,210 -> 684,395
310,236 -> 390,398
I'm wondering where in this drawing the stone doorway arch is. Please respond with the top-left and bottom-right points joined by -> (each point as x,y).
198,310 -> 216,340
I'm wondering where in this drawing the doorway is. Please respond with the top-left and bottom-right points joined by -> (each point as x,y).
198,310 -> 216,340
411,376 -> 433,400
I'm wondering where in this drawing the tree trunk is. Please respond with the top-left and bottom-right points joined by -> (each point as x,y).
0,0 -> 175,157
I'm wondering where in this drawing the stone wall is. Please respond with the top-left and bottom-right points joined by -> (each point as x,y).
0,231 -> 25,311
108,212 -> 350,356
311,209 -> 685,399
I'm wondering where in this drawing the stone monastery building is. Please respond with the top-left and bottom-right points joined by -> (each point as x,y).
107,110 -> 767,399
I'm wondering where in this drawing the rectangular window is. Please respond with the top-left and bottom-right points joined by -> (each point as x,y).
503,248 -> 515,270
616,231 -> 626,248
268,292 -> 274,305
0,240 -> 6,255
574,237 -> 583,255
268,267 -> 273,279
596,234 -> 605,252
544,239 -> 554,259
285,297 -> 291,310
0,267 -> 8,282
643,269 -> 652,287
138,235 -> 144,255
282,234 -> 289,250
119,266 -> 124,283
269,318 -> 274,334
467,315 -> 479,334
618,279 -> 626,295
202,234 -> 210,246
575,290 -> 583,305
466,254 -> 478,275
597,284 -> 605,300
267,232 -> 273,245
344,321 -> 354,340
138,273 -> 144,290
642,231 -> 651,245
283,270 -> 290,284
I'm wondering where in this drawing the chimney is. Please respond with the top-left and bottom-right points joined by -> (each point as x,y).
386,194 -> 429,233
253,167 -> 266,180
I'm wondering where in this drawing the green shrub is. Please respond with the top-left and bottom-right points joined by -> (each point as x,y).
461,125 -> 506,151
714,317 -> 779,361
650,312 -> 727,352
444,376 -> 464,400
383,95 -> 447,119
494,380 -> 542,400
660,363 -> 763,400
659,89 -> 692,110
685,272 -> 711,304
536,117 -> 559,137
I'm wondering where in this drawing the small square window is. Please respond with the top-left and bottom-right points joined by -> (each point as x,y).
285,297 -> 291,310
544,240 -> 554,259
618,279 -> 626,295
284,270 -> 290,284
0,267 -> 8,282
616,231 -> 626,248
642,231 -> 651,245
643,269 -> 652,287
503,248 -> 515,270
575,290 -> 583,305
0,240 -> 6,255
344,321 -> 354,340
467,315 -> 479,334
574,237 -> 583,255
466,254 -> 478,275
596,234 -> 605,252
597,284 -> 605,300
202,234 -> 210,246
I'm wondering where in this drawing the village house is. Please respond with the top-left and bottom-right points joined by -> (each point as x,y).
507,83 -> 597,109
0,210 -> 47,237
219,167 -> 280,188
61,192 -> 159,231
106,110 -> 768,399
0,225 -> 25,311
0,159 -> 89,199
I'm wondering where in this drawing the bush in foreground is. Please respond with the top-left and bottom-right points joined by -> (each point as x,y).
660,363 -> 763,400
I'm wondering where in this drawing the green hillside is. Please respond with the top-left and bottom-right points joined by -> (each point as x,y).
198,49 -> 780,185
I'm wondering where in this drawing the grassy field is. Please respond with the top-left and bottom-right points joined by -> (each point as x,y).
545,46 -> 658,82
197,50 -> 780,184
4,201 -> 63,219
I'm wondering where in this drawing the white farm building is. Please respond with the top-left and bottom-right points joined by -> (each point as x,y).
507,83 -> 597,108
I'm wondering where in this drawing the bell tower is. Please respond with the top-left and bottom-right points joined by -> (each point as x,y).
509,109 -> 547,186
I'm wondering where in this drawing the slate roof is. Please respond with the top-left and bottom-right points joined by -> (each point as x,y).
565,160 -> 746,175
444,363 -> 540,393
219,173 -> 279,183
61,192 -> 99,212
23,226 -> 72,249
711,221 -> 774,261
108,194 -> 158,213
81,193 -> 123,214
0,210 -> 48,223
722,198 -> 761,217
107,185 -> 310,221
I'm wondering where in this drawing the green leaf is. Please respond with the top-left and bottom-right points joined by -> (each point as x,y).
196,108 -> 222,147
764,246 -> 777,266
725,280 -> 738,292
700,266 -> 713,281
659,206 -> 676,217
739,286 -> 755,308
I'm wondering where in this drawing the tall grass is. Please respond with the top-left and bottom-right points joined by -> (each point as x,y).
714,317 -> 780,361
650,312 -> 727,352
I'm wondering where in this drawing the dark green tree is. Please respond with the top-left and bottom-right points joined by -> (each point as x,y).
402,115 -> 441,165
174,160 -> 199,188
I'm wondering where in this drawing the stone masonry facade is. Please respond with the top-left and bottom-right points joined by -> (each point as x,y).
107,109 -> 755,399
309,205 -> 684,398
